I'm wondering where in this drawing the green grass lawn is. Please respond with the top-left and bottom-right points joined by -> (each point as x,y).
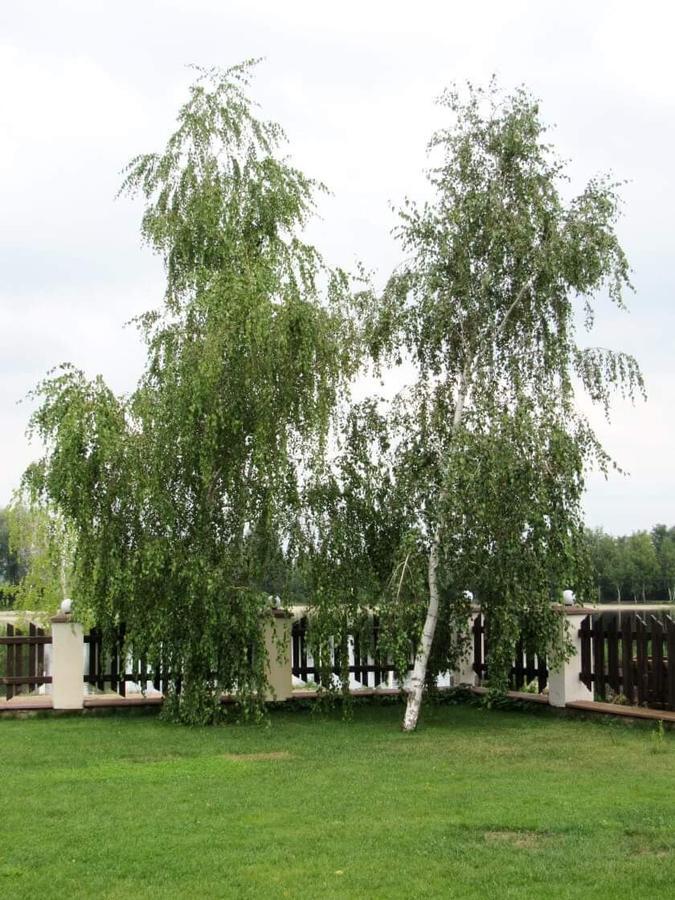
1,701 -> 674,899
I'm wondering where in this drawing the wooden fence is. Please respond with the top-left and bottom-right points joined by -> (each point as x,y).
84,626 -> 168,696
291,616 -> 403,688
472,613 -> 549,691
0,623 -> 52,700
579,612 -> 675,710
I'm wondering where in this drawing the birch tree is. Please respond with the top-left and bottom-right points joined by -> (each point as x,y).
24,62 -> 356,723
358,82 -> 644,730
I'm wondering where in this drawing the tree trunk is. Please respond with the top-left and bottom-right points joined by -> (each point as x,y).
402,536 -> 441,732
401,366 -> 471,732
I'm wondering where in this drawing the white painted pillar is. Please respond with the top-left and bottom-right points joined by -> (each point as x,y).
548,608 -> 594,708
50,613 -> 85,709
264,610 -> 293,701
452,610 -> 480,687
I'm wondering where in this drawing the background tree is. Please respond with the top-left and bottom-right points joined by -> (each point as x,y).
0,497 -> 73,612
0,506 -> 28,606
625,530 -> 658,602
652,524 -> 675,601
351,81 -> 643,730
585,527 -> 630,602
25,62 -> 356,723
657,531 -> 675,602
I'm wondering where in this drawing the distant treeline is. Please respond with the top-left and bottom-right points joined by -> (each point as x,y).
586,525 -> 675,603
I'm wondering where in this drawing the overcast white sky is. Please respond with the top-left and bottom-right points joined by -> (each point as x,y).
1,0 -> 673,534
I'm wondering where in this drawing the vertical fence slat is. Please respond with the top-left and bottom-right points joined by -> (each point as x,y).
6,624 -> 14,701
524,644 -> 536,687
118,624 -> 126,697
620,613 -> 634,703
37,627 -> 45,687
300,618 -> 308,682
373,616 -> 381,687
473,614 -> 484,681
15,627 -> 24,697
606,615 -> 619,695
536,651 -> 548,693
593,615 -> 606,700
650,616 -> 665,708
666,616 -> 675,712
28,623 -> 37,690
636,615 -> 648,706
579,616 -> 592,690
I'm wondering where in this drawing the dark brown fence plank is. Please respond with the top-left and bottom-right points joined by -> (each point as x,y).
667,616 -> 675,712
473,614 -> 484,679
7,624 -> 15,700
579,616 -> 592,689
621,613 -> 634,703
606,615 -> 620,694
636,615 -> 649,705
650,616 -> 665,707
37,627 -> 45,677
28,623 -> 37,685
536,651 -> 548,693
593,615 -> 606,700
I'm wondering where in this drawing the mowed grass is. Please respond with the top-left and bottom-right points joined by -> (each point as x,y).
1,702 -> 675,899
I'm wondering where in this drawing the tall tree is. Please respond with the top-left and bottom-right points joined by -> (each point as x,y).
25,62 -> 355,723
357,82 -> 643,730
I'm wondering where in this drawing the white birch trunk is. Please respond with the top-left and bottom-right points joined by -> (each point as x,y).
402,373 -> 469,732
400,282 -> 532,730
402,535 -> 441,730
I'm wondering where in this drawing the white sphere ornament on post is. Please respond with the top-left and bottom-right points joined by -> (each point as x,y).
562,589 -> 575,606
60,598 -> 73,615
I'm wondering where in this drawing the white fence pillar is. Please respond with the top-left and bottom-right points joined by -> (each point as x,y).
548,608 -> 595,708
452,610 -> 480,687
264,610 -> 293,701
50,613 -> 85,710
